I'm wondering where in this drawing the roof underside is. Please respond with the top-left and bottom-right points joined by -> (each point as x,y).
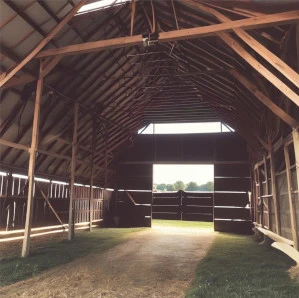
0,0 -> 299,185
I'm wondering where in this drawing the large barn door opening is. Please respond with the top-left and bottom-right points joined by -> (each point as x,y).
116,133 -> 251,230
152,164 -> 214,222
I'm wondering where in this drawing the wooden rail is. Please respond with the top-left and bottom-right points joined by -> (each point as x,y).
254,224 -> 299,264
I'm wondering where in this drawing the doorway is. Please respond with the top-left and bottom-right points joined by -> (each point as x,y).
152,164 -> 214,221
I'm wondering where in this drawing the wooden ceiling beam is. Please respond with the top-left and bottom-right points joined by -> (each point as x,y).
41,56 -> 63,78
37,0 -> 87,43
2,73 -> 36,89
230,70 -> 299,128
0,0 -> 88,88
220,32 -> 299,107
4,56 -> 63,90
35,10 -> 299,58
210,3 -> 299,88
180,1 -> 299,104
1,55 -> 62,88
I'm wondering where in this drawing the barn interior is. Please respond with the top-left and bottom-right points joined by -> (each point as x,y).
1,0 -> 299,262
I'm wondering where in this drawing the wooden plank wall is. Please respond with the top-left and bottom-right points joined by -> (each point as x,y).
73,185 -> 104,224
254,132 -> 299,249
118,133 -> 249,164
0,173 -> 113,231
214,164 -> 251,233
116,164 -> 153,190
116,190 -> 152,227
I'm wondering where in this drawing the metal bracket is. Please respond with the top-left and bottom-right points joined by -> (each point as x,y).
142,32 -> 159,47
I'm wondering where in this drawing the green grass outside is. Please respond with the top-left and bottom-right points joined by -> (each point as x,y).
0,227 -> 144,287
186,233 -> 299,298
152,219 -> 214,228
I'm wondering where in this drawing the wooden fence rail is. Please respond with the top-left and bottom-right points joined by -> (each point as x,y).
152,191 -> 214,221
0,172 -> 110,231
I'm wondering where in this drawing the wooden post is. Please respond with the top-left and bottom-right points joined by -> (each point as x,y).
295,22 -> 299,73
21,62 -> 43,257
269,151 -> 281,235
263,156 -> 270,229
292,128 -> 299,248
284,143 -> 298,250
89,123 -> 95,231
256,167 -> 264,227
130,0 -> 136,36
293,128 -> 299,189
180,190 -> 183,221
0,0 -> 88,87
68,103 -> 78,240
254,167 -> 261,225
104,144 -> 108,189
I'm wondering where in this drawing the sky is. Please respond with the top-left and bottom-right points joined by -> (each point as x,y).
77,0 -> 129,14
153,164 -> 214,185
139,122 -> 232,134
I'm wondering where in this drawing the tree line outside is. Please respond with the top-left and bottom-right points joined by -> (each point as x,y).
155,181 -> 214,192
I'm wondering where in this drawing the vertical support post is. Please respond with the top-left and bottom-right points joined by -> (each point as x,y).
296,22 -> 299,73
256,167 -> 264,227
180,190 -> 183,221
292,128 -> 299,248
130,0 -> 136,36
293,128 -> 299,193
249,162 -> 255,222
269,151 -> 281,235
89,123 -> 95,231
22,62 -> 43,257
68,103 -> 78,240
263,156 -> 270,228
253,168 -> 258,223
284,142 -> 298,250
104,144 -> 108,189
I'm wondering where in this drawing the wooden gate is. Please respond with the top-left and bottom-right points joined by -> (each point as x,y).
73,185 -> 104,225
152,191 -> 213,221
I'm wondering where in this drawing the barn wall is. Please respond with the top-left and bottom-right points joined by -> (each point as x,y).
116,133 -> 249,191
214,164 -> 251,233
116,133 -> 251,231
0,173 -> 114,231
253,131 -> 299,248
118,132 -> 248,165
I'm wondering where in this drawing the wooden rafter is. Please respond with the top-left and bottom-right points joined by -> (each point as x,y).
35,10 -> 299,58
0,0 -> 88,88
180,0 -> 299,107
230,70 -> 299,128
182,1 -> 299,88
130,0 -> 136,36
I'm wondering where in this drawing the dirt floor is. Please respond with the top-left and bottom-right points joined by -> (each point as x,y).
0,225 -> 215,298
